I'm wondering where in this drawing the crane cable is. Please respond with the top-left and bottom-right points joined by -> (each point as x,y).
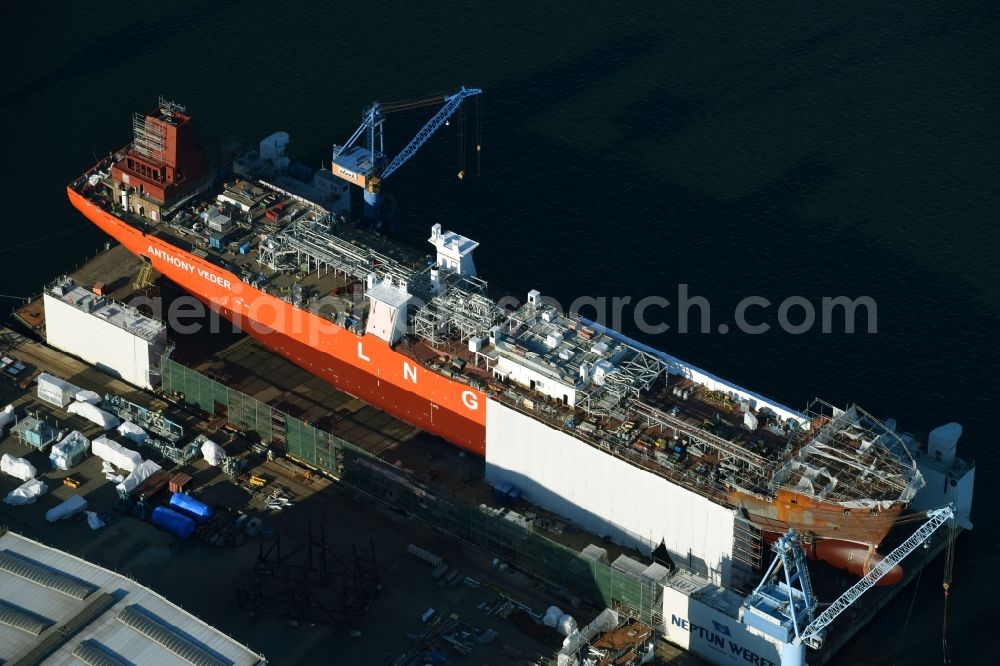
476,94 -> 483,177
0,223 -> 92,253
892,509 -> 931,526
456,103 -> 465,180
941,518 -> 956,664
892,566 -> 923,666
381,88 -> 462,113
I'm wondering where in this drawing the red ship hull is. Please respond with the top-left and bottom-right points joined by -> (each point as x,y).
68,188 -> 487,455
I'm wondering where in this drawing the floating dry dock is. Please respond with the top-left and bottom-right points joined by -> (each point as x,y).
3,91 -> 978,663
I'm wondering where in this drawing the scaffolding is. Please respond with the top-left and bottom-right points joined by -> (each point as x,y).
10,414 -> 59,451
259,219 -> 431,298
131,113 -> 166,162
574,349 -> 666,420
772,400 -> 922,504
157,96 -> 187,118
160,355 -> 663,624
236,523 -> 380,630
412,279 -> 503,345
557,610 -> 656,666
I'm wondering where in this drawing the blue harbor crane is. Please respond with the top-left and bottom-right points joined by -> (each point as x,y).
741,504 -> 957,666
331,86 -> 483,219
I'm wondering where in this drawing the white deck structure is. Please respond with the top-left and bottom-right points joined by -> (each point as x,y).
43,277 -> 168,389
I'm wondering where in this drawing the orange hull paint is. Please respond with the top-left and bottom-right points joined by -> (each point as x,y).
68,188 -> 487,455
809,540 -> 904,586
761,532 -> 905,586
731,487 -> 906,547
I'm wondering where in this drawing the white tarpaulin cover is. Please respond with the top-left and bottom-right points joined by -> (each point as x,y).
50,431 -> 91,471
543,606 -> 563,628
4,478 -> 47,506
201,439 -> 226,466
46,494 -> 87,521
116,459 -> 161,494
556,614 -> 578,637
0,404 -> 14,431
557,609 -> 618,666
92,435 -> 142,472
75,389 -> 102,405
1,453 -> 37,481
116,421 -> 148,444
37,372 -> 81,408
67,401 -> 120,429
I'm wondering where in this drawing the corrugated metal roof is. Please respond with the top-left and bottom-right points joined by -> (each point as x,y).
71,639 -> 129,666
0,532 -> 262,666
10,592 -> 118,666
0,598 -> 52,636
0,550 -> 96,600
116,605 -> 227,666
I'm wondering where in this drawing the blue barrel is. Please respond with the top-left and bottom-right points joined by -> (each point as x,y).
151,507 -> 196,540
168,492 -> 214,525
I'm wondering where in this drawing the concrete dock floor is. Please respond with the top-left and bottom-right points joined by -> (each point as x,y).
0,327 -> 578,664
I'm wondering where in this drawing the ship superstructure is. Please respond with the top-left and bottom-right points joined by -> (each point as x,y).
68,98 -> 942,586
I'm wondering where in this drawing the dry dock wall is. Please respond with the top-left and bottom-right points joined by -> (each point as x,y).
661,584 -> 784,666
43,293 -> 159,389
485,399 -> 736,586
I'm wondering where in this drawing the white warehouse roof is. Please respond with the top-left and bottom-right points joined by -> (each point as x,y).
0,529 -> 264,666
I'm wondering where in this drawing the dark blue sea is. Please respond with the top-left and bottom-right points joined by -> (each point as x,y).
3,2 -> 996,664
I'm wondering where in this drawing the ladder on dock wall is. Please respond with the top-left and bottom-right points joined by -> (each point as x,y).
270,410 -> 286,452
132,259 -> 155,292
732,516 -> 764,589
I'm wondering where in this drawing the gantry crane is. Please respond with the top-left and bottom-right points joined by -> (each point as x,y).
742,505 -> 956,666
330,86 -> 483,219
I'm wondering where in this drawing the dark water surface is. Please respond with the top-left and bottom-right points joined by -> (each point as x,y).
3,3 -> 997,664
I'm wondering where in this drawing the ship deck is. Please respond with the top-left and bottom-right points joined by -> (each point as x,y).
71,154 -> 920,523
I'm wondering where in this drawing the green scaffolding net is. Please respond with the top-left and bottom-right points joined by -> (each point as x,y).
160,356 -> 659,621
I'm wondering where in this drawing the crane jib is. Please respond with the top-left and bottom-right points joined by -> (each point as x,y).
381,88 -> 483,182
798,505 -> 955,647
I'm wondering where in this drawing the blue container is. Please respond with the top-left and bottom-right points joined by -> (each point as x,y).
239,242 -> 251,255
492,481 -> 512,503
151,507 -> 196,540
505,486 -> 522,507
168,492 -> 214,525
